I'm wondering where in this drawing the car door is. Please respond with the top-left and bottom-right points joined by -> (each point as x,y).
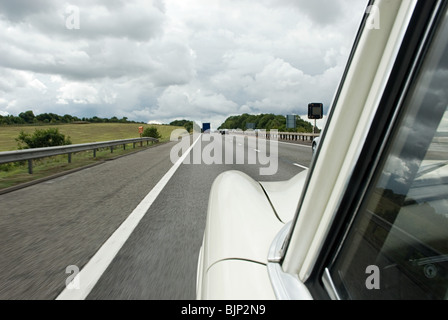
277,0 -> 448,300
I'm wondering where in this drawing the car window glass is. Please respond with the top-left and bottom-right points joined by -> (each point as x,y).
328,10 -> 448,300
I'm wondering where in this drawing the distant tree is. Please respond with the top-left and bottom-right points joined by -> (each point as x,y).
36,113 -> 52,123
49,113 -> 62,122
267,117 -> 283,130
62,114 -> 74,123
0,115 -> 24,125
258,114 -> 275,129
18,110 -> 36,124
170,120 -> 193,133
218,113 -> 316,132
3,111 -> 140,126
16,128 -> 72,149
12,115 -> 25,124
296,116 -> 314,132
142,126 -> 161,140
184,122 -> 193,133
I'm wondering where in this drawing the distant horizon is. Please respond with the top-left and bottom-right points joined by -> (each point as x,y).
0,109 -> 325,131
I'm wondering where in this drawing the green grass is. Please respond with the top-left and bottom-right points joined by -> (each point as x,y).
0,123 -> 180,152
0,123 -> 184,190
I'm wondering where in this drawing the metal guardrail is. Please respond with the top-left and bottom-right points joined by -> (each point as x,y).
236,130 -> 320,142
0,137 -> 159,174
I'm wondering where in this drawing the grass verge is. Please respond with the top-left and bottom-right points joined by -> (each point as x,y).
0,123 -> 185,191
0,123 -> 180,151
0,142 -> 164,191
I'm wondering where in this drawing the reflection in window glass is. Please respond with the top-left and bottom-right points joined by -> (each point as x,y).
329,11 -> 448,299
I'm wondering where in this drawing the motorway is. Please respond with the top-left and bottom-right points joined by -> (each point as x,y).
0,133 -> 313,300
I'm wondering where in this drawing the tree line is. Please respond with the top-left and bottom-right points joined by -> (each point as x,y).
169,119 -> 194,132
218,113 -> 316,132
13,125 -> 161,151
0,110 -> 144,125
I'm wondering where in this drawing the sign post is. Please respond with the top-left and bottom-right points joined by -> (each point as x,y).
286,115 -> 296,129
308,103 -> 323,134
138,126 -> 144,147
138,126 -> 144,138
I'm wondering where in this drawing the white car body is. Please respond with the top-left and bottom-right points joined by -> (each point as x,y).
197,0 -> 448,300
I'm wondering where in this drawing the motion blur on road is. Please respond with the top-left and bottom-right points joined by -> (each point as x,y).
0,133 -> 312,299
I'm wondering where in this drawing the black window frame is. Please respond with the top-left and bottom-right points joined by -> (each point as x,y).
304,0 -> 448,300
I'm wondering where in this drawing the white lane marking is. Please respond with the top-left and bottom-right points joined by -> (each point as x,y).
56,135 -> 201,300
277,140 -> 311,148
254,149 -> 260,153
293,163 -> 309,170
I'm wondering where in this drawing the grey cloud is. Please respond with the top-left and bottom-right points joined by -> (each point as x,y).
0,0 -> 367,127
29,2 -> 167,42
0,1 -> 167,42
0,26 -> 193,86
71,5 -> 165,41
290,0 -> 344,25
264,0 -> 350,26
0,0 -> 57,22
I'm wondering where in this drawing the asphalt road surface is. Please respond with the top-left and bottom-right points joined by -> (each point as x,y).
0,134 -> 313,300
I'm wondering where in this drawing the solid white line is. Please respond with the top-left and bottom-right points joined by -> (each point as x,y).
277,140 -> 311,148
293,163 -> 309,170
56,135 -> 201,300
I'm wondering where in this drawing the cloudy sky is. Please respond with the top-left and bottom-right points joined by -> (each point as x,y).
0,0 -> 368,129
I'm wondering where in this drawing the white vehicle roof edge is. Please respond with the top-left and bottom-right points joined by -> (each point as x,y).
281,0 -> 418,280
